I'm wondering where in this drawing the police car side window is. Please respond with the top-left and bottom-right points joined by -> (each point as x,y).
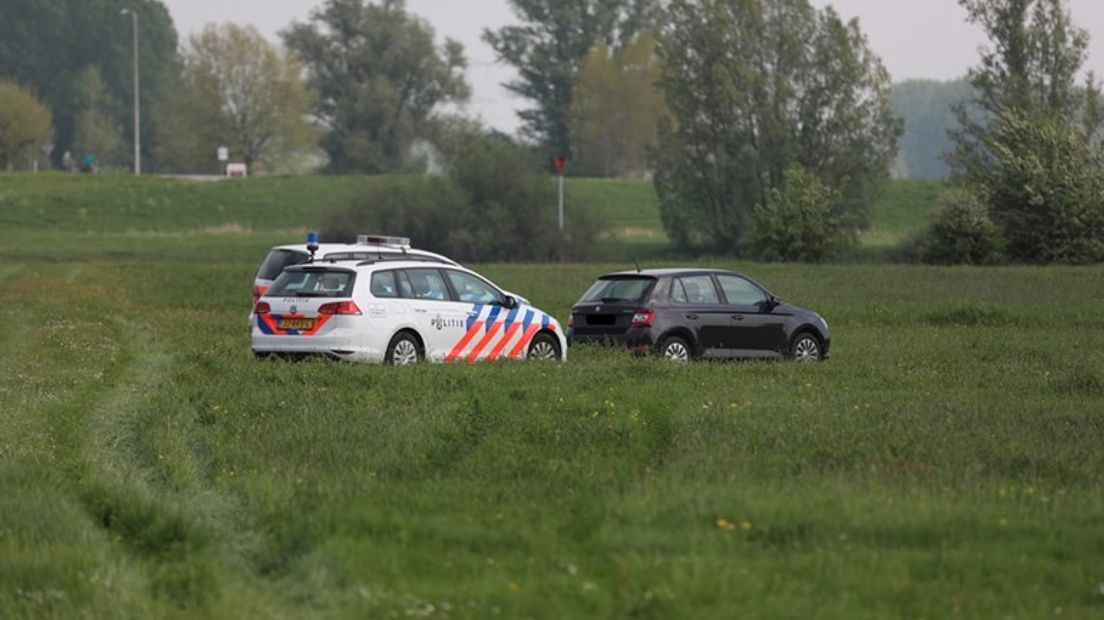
404,268 -> 451,301
445,270 -> 503,304
370,271 -> 398,298
396,270 -> 414,298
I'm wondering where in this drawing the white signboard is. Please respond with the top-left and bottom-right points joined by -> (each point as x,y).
217,147 -> 229,162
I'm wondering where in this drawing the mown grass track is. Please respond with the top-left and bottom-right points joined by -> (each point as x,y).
2,249 -> 1103,618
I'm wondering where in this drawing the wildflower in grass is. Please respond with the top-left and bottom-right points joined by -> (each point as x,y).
1026,486 -> 1036,496
509,581 -> 520,592
740,521 -> 753,531
716,518 -> 737,531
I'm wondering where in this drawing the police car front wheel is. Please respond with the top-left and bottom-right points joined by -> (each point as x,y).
527,333 -> 561,361
386,332 -> 423,366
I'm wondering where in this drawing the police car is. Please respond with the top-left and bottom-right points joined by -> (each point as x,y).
252,234 -> 458,310
251,258 -> 566,365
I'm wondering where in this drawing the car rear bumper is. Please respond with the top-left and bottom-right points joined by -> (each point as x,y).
251,333 -> 385,363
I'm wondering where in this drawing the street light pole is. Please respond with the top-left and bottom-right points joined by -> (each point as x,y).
121,8 -> 140,175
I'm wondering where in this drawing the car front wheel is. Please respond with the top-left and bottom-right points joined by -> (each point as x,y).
527,332 -> 561,361
791,332 -> 822,363
386,332 -> 422,366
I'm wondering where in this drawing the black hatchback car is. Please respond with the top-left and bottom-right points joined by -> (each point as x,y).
568,269 -> 830,362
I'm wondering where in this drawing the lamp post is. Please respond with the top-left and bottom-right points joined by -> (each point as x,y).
121,8 -> 140,175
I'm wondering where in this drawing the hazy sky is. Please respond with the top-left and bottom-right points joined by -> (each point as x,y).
161,0 -> 1104,135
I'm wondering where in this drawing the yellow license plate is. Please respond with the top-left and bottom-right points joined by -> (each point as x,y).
279,318 -> 314,330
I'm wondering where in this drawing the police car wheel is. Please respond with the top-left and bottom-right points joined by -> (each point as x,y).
386,332 -> 422,366
527,333 -> 560,361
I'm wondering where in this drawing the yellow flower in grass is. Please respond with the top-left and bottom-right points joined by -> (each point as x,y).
715,518 -> 737,531
740,521 -> 753,531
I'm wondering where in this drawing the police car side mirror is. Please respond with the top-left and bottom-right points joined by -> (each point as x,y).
502,295 -> 519,309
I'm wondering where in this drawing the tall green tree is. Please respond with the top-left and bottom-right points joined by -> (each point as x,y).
156,24 -> 318,174
653,0 -> 900,254
0,81 -> 54,170
570,33 -> 667,177
0,0 -> 178,167
283,0 -> 470,174
71,67 -> 127,167
948,0 -> 1104,263
483,0 -> 660,159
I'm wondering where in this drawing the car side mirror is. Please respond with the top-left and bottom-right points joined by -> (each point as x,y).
502,295 -> 519,309
762,295 -> 780,311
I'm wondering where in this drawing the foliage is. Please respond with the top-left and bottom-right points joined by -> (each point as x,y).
975,112 -> 1104,263
483,0 -> 660,158
155,24 -> 318,174
948,0 -> 1104,263
653,0 -> 901,255
750,167 -> 855,262
71,67 -> 127,167
283,0 -> 470,174
891,79 -> 975,180
322,125 -> 604,261
0,0 -> 178,166
917,187 -> 1002,265
0,81 -> 54,171
570,34 -> 667,177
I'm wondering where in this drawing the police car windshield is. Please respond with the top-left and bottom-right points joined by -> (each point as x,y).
268,270 -> 355,298
258,249 -> 310,281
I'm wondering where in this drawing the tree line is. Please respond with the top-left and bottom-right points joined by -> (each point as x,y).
1,0 -> 1101,263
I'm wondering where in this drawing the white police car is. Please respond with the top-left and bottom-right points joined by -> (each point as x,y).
252,234 -> 458,309
252,259 -> 566,365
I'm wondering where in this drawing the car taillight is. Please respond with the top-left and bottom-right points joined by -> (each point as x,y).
255,302 -> 272,315
630,309 -> 655,328
318,301 -> 362,316
252,285 -> 268,308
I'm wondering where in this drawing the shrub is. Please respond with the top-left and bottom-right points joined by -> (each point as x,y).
322,125 -> 605,261
918,188 -> 1002,265
749,167 -> 855,262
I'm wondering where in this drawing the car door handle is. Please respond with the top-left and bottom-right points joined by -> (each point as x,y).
732,315 -> 745,321
686,314 -> 699,320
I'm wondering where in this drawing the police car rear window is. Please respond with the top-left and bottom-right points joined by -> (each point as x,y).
258,249 -> 309,280
268,270 -> 355,298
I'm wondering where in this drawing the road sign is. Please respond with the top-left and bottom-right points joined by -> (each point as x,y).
217,147 -> 229,162
554,155 -> 568,176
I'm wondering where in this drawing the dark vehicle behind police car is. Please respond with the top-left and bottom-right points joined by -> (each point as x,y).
568,268 -> 830,362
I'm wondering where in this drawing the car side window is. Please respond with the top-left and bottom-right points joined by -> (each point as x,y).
445,270 -> 504,304
404,268 -> 451,301
396,270 -> 414,298
717,275 -> 767,306
370,271 -> 398,298
673,275 -> 721,304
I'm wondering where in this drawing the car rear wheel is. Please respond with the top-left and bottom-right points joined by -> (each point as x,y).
386,332 -> 422,366
791,332 -> 822,363
527,332 -> 561,361
659,336 -> 691,362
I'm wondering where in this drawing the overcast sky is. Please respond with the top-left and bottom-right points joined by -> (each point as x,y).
160,0 -> 1104,135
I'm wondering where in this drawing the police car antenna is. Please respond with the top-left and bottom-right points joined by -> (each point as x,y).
633,257 -> 641,273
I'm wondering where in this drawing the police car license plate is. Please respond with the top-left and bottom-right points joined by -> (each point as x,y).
279,318 -> 314,330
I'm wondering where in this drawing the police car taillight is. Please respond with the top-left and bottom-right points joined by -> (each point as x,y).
318,301 -> 362,316
357,234 -> 411,248
630,309 -> 655,328
255,302 -> 272,315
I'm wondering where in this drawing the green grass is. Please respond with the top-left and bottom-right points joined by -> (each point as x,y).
4,173 -> 1099,618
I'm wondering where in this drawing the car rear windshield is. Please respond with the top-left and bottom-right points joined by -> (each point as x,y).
267,269 -> 355,298
580,276 -> 656,303
257,249 -> 309,281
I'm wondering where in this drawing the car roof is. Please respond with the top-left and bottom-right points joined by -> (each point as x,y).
599,268 -> 737,278
271,243 -> 455,263
286,260 -> 474,273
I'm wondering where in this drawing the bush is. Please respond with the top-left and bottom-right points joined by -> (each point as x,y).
322,126 -> 605,261
917,188 -> 1002,265
749,167 -> 855,262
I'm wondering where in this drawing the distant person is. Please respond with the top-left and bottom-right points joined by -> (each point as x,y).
62,150 -> 77,173
81,153 -> 99,174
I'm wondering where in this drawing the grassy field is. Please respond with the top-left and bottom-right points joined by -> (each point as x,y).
2,173 -> 1102,618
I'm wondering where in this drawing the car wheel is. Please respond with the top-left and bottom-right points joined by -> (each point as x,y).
385,332 -> 422,366
659,336 -> 691,362
791,332 -> 822,363
527,332 -> 561,361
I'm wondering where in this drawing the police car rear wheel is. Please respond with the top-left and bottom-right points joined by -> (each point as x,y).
386,333 -> 422,366
527,333 -> 560,361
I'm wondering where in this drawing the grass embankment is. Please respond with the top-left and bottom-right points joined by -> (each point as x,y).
4,173 -> 1099,618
